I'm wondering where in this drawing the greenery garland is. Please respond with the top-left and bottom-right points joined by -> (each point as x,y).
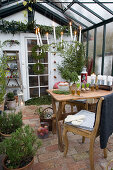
0,20 -> 77,37
31,45 -> 46,74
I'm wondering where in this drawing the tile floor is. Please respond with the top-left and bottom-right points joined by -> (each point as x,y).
1,105 -> 113,170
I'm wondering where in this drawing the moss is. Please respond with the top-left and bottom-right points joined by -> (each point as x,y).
25,95 -> 52,106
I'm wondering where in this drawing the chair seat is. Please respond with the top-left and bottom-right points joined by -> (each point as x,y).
65,110 -> 95,131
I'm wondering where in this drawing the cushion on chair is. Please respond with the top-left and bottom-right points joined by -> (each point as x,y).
65,110 -> 95,131
69,99 -> 87,104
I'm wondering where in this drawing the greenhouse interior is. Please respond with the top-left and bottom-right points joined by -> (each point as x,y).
0,0 -> 113,170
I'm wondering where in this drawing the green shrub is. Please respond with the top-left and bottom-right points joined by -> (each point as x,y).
0,125 -> 42,169
6,92 -> 14,101
0,111 -> 23,134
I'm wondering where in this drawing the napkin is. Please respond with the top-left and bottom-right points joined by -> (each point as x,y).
65,114 -> 86,126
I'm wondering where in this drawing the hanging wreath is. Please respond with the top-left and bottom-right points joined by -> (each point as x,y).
33,63 -> 45,75
31,45 -> 46,74
32,45 -> 46,60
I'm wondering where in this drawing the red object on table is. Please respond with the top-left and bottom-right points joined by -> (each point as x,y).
81,67 -> 87,83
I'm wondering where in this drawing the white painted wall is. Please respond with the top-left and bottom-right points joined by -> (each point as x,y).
0,10 -> 70,101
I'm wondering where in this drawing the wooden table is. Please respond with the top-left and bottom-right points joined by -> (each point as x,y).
47,89 -> 113,152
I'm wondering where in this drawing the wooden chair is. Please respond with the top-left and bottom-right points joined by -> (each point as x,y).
63,97 -> 107,170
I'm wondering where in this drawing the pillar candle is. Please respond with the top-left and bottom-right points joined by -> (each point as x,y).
79,26 -> 82,43
91,73 -> 96,84
69,22 -> 73,41
107,76 -> 112,86
53,22 -> 56,43
38,28 -> 43,46
35,28 -> 40,46
61,32 -> 63,43
74,31 -> 77,41
46,32 -> 49,45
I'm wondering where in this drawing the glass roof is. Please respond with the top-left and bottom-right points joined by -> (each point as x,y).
0,0 -> 113,30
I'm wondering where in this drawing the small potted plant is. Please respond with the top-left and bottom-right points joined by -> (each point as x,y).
81,83 -> 85,92
6,92 -> 16,110
0,125 -> 42,170
0,111 -> 23,138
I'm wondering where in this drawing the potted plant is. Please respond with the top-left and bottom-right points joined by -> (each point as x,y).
57,41 -> 85,86
0,111 -> 23,138
6,92 -> 16,110
0,125 -> 42,170
0,53 -> 7,112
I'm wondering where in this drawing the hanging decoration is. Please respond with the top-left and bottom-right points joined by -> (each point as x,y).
31,45 -> 46,74
2,40 -> 20,47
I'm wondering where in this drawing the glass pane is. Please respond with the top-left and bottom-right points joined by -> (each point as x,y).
99,0 -> 113,12
104,22 -> 113,75
66,9 -> 93,27
80,0 -> 113,20
71,4 -> 101,24
95,26 -> 103,75
40,76 -> 48,86
43,64 -> 48,74
27,39 -> 37,51
29,76 -> 38,87
30,88 -> 39,98
87,30 -> 94,75
28,52 -> 38,63
40,87 -> 48,96
40,52 -> 48,63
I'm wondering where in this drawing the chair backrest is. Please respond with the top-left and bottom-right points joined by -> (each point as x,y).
92,97 -> 104,136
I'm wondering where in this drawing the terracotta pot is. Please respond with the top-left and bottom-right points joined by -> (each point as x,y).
0,101 -> 5,111
2,156 -> 34,170
7,100 -> 16,110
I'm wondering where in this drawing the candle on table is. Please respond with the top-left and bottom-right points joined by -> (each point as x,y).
74,31 -> 77,41
97,75 -> 102,85
91,73 -> 96,85
46,32 -> 49,45
69,22 -> 73,41
107,76 -> 112,86
35,28 -> 40,46
53,21 -> 56,43
61,32 -> 63,43
102,75 -> 107,85
79,26 -> 82,43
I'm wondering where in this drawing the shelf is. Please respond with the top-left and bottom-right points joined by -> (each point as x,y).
6,77 -> 19,79
6,86 -> 20,88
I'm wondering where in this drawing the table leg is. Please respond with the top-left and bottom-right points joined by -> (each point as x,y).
55,101 -> 64,152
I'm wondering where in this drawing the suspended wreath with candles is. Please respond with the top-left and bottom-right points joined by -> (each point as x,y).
31,45 -> 46,74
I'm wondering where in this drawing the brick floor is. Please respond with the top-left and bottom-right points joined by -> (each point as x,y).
2,105 -> 113,170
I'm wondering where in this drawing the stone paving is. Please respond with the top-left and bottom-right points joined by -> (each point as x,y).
1,105 -> 113,170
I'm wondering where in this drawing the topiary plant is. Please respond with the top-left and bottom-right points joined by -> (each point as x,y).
6,92 -> 15,101
0,125 -> 42,169
0,111 -> 23,134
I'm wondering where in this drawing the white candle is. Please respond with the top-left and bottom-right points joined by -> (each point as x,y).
97,75 -> 102,85
46,32 -> 49,45
91,73 -> 96,84
69,22 -> 73,41
35,28 -> 40,46
79,26 -> 82,43
38,30 -> 43,46
102,75 -> 107,85
74,31 -> 77,41
53,22 -> 56,43
61,32 -> 63,43
107,76 -> 112,86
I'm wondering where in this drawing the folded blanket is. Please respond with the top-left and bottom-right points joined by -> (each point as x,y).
65,114 -> 86,126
